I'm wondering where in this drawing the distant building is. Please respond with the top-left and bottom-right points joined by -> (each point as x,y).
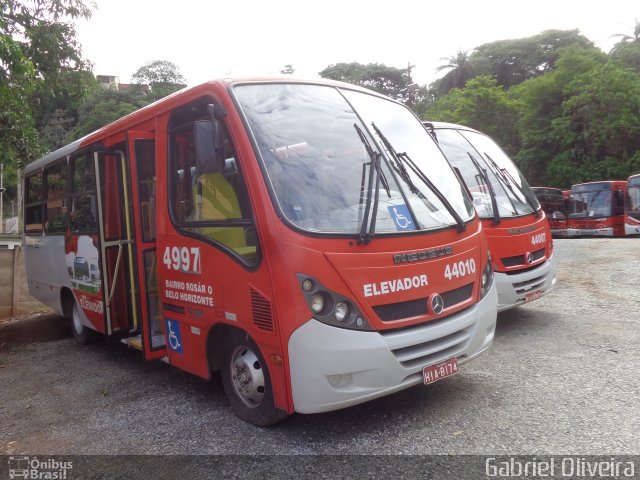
96,75 -> 150,94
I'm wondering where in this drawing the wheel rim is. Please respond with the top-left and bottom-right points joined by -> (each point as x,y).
72,303 -> 83,335
229,345 -> 265,408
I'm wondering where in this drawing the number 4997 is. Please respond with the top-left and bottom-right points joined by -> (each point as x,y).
163,246 -> 201,273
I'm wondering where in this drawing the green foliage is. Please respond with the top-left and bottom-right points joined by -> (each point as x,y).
545,63 -> 640,185
1,0 -> 95,178
434,50 -> 491,96
131,59 -> 187,101
73,88 -> 148,138
421,76 -> 521,156
472,29 -> 594,89
319,62 -> 411,102
511,45 -> 608,185
610,40 -> 640,73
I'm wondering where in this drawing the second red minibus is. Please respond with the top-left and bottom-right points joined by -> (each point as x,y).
424,122 -> 557,312
24,78 -> 497,426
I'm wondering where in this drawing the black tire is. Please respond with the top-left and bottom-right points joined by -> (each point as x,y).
220,330 -> 289,427
71,301 -> 97,345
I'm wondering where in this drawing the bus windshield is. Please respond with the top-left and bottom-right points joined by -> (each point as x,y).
570,184 -> 612,218
454,130 -> 539,218
233,83 -> 473,236
627,176 -> 640,217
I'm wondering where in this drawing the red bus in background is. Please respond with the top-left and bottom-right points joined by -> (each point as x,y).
24,78 -> 498,426
625,174 -> 640,236
531,187 -> 568,237
424,122 -> 557,312
568,181 -> 627,237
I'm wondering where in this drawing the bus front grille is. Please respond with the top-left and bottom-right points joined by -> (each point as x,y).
373,283 -> 474,322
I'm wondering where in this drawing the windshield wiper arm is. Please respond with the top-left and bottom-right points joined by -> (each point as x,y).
372,123 -> 466,233
467,152 -> 501,225
484,153 -> 540,218
354,124 -> 387,244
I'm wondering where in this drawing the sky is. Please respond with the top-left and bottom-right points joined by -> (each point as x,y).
75,0 -> 638,88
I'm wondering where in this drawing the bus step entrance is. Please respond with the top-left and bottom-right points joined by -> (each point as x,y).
122,335 -> 142,351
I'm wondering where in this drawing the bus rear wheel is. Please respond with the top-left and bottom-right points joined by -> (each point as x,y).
220,330 -> 288,427
71,301 -> 96,345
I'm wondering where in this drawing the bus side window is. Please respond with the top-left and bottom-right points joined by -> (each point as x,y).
25,172 -> 44,234
70,152 -> 99,233
44,161 -> 68,234
169,103 -> 258,265
614,190 -> 625,216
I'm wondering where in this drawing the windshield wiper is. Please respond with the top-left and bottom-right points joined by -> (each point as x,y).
372,123 -> 466,233
484,153 -> 540,218
467,152 -> 501,225
354,124 -> 389,245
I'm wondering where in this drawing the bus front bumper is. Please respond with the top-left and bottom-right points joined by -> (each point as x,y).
494,254 -> 557,312
568,227 -> 614,237
287,284 -> 497,414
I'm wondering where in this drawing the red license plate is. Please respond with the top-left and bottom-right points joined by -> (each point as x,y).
423,357 -> 459,385
525,290 -> 544,303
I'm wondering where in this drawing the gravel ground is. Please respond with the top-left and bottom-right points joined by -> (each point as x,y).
1,239 -> 639,461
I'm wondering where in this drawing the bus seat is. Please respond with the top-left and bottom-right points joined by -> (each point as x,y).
195,173 -> 248,253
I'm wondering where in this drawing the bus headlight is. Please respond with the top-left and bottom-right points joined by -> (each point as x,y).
480,254 -> 494,299
297,274 -> 372,331
310,293 -> 326,314
334,301 -> 350,322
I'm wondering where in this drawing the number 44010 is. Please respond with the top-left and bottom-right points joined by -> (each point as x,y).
163,246 -> 201,273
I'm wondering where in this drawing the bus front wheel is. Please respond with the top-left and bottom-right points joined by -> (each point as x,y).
71,302 -> 96,345
220,330 -> 288,427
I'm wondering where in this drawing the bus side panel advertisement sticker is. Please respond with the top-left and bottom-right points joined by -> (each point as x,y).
165,318 -> 184,354
388,204 -> 415,231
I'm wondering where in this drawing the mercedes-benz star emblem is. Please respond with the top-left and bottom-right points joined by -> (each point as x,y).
431,294 -> 444,315
526,252 -> 534,264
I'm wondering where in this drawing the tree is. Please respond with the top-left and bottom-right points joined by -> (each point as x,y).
1,0 -> 94,174
422,76 -> 521,156
546,63 -> 640,186
319,62 -> 411,102
73,87 -> 148,138
610,19 -> 640,73
131,60 -> 187,101
434,50 -> 490,96
472,29 -> 594,89
280,64 -> 295,75
511,45 -> 607,185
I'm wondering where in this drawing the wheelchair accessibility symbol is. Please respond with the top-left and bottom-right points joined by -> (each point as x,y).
165,318 -> 184,354
388,205 -> 415,231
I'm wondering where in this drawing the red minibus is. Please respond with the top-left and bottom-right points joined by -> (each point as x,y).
625,174 -> 640,236
24,78 -> 497,426
531,187 -> 568,237
568,181 -> 627,237
424,122 -> 557,312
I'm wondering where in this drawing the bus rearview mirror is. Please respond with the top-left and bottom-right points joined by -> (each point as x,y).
194,119 -> 224,173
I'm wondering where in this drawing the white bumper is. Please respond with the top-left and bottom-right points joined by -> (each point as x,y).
568,227 -> 613,237
494,254 -> 557,312
625,224 -> 640,236
287,284 -> 497,414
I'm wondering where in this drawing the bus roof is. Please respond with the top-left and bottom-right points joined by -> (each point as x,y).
25,76 -> 386,175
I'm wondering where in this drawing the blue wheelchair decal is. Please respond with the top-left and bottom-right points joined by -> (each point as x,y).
388,205 -> 415,231
165,318 -> 184,354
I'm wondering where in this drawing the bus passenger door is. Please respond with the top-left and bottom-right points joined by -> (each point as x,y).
127,132 -> 167,360
95,150 -> 139,338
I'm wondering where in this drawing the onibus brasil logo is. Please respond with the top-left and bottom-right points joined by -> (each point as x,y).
8,456 -> 72,479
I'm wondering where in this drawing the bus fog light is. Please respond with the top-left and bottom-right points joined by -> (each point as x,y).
302,279 -> 314,292
334,301 -> 350,322
310,293 -> 325,314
